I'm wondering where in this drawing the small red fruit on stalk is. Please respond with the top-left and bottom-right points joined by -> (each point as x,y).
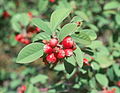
23,39 -> 30,44
64,49 -> 73,57
15,34 -> 24,41
49,0 -> 55,3
35,27 -> 40,32
83,58 -> 90,66
21,85 -> 27,91
43,44 -> 53,54
2,11 -> 10,19
62,36 -> 74,49
49,38 -> 58,47
57,49 -> 65,59
46,53 -> 57,63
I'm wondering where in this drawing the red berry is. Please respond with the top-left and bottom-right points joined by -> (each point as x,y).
46,53 -> 57,63
15,34 -> 24,41
35,27 -> 40,32
49,0 -> 55,3
53,46 -> 60,53
57,49 -> 65,59
83,58 -> 90,66
64,49 -> 73,57
49,38 -> 58,48
62,36 -> 74,49
43,44 -> 53,54
21,85 -> 26,91
24,39 -> 30,44
2,11 -> 10,18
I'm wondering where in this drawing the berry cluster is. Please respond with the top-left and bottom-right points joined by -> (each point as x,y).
15,27 -> 40,44
43,36 -> 76,64
17,85 -> 26,93
15,34 -> 30,44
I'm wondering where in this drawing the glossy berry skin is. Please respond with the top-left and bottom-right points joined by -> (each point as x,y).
62,36 -> 74,49
21,85 -> 26,91
43,44 -> 53,54
49,38 -> 58,48
117,81 -> 120,87
64,49 -> 73,57
46,53 -> 57,63
57,49 -> 65,59
23,39 -> 30,44
15,34 -> 24,41
35,27 -> 40,32
83,58 -> 90,66
49,0 -> 55,3
2,11 -> 10,19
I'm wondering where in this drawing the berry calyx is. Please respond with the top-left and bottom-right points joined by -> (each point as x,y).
49,38 -> 58,48
57,49 -> 65,59
43,44 -> 53,54
62,36 -> 74,49
64,49 -> 73,57
46,53 -> 57,63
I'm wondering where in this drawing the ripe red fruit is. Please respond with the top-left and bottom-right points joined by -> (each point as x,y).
64,49 -> 73,57
57,49 -> 65,59
49,38 -> 58,47
62,36 -> 74,49
15,34 -> 24,41
2,11 -> 10,19
43,44 -> 53,54
46,53 -> 57,63
23,39 -> 30,44
21,85 -> 26,91
49,0 -> 55,3
53,46 -> 60,53
83,58 -> 90,66
35,27 -> 40,32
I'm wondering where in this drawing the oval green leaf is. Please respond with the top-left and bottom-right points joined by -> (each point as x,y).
16,43 -> 44,64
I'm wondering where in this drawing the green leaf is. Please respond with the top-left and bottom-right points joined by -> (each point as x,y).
26,84 -> 39,93
64,59 -> 75,74
58,23 -> 78,42
50,8 -> 71,32
91,62 -> 100,70
104,1 -> 120,10
30,74 -> 48,84
71,32 -> 91,45
71,16 -> 83,22
32,32 -> 50,42
113,64 -> 120,77
32,18 -> 52,34
95,73 -> 108,87
74,45 -> 83,68
115,14 -> 120,25
16,43 -> 44,64
38,0 -> 48,13
75,11 -> 89,22
80,29 -> 97,40
66,56 -> 76,66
